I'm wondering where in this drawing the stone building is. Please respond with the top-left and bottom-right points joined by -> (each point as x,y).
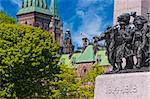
60,38 -> 110,77
16,0 -> 110,77
114,0 -> 150,24
17,0 -> 63,48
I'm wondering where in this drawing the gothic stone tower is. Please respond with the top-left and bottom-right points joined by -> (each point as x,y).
114,0 -> 150,24
17,0 -> 63,47
63,29 -> 74,54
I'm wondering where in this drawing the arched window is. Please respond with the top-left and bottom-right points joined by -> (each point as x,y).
55,33 -> 60,42
37,0 -> 40,7
30,0 -> 32,6
25,21 -> 27,24
84,69 -> 86,73
26,1 -> 28,7
46,5 -> 48,9
34,23 -> 40,27
41,0 -> 44,8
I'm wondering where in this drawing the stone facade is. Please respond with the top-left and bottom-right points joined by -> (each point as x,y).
76,63 -> 93,78
114,0 -> 150,24
17,0 -> 63,48
17,13 -> 63,48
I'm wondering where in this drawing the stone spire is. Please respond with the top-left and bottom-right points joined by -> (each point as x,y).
50,0 -> 60,20
82,37 -> 88,52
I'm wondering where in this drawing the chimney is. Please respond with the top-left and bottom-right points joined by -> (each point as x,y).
82,37 -> 88,52
93,37 -> 98,54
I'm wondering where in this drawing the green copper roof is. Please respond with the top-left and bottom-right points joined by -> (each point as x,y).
60,54 -> 70,65
96,50 -> 110,66
17,0 -> 51,15
76,45 -> 96,63
50,0 -> 60,19
17,0 -> 60,19
60,53 -> 81,68
59,45 -> 110,68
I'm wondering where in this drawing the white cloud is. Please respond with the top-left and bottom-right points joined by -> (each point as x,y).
72,0 -> 113,46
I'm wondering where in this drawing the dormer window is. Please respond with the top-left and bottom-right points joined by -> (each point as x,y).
97,55 -> 101,64
71,57 -> 76,65
60,58 -> 65,64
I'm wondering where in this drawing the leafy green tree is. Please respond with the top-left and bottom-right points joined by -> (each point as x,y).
49,64 -> 104,98
0,11 -> 16,24
49,64 -> 78,98
77,64 -> 104,98
0,24 -> 59,98
84,64 -> 104,83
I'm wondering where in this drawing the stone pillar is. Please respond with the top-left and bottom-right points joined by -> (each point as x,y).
114,0 -> 150,25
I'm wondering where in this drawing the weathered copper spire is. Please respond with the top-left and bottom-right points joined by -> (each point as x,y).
50,0 -> 60,20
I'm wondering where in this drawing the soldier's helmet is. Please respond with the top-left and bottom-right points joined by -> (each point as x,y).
117,13 -> 130,25
133,18 -> 147,27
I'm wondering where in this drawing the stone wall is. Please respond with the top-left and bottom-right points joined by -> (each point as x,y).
17,12 -> 63,47
114,0 -> 150,25
76,63 -> 93,77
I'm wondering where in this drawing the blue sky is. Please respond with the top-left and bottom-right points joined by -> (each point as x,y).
0,0 -> 114,46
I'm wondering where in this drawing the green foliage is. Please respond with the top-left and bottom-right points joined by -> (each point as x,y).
49,64 -> 78,98
0,11 -> 16,24
84,64 -> 104,83
79,64 -> 104,98
49,64 -> 104,98
0,24 -> 59,98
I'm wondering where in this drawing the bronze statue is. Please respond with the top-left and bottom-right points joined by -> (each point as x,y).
94,26 -> 117,71
94,12 -> 150,73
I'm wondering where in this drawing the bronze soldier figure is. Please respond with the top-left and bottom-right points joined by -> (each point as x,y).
131,19 -> 147,68
95,12 -> 150,73
94,26 -> 117,71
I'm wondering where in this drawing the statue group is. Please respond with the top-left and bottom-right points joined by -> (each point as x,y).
94,12 -> 150,73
